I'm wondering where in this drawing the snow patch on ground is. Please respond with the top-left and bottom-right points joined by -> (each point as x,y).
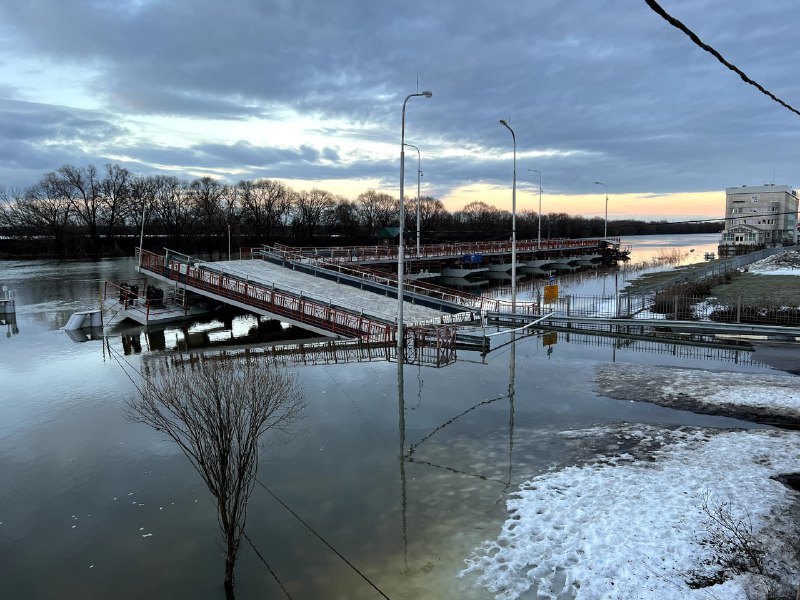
462,366 -> 800,599
596,364 -> 800,425
462,426 -> 800,599
747,249 -> 800,276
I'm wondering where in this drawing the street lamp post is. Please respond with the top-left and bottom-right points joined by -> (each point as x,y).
594,181 -> 608,239
403,143 -> 423,258
137,197 -> 147,270
499,119 -> 517,312
398,91 -> 432,358
528,168 -> 542,249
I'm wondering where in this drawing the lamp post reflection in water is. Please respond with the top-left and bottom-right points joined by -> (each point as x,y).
397,360 -> 409,573
505,332 -> 516,494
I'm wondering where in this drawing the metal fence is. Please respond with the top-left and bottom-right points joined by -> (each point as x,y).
554,330 -> 763,367
631,246 -> 784,296
541,292 -> 800,326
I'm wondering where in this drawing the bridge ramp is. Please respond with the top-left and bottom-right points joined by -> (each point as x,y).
214,259 -> 448,324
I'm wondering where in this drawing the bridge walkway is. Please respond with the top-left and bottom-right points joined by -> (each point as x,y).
137,249 -> 478,342
269,237 -> 624,266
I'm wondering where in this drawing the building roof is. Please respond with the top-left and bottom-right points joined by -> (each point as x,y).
376,227 -> 401,239
725,184 -> 795,195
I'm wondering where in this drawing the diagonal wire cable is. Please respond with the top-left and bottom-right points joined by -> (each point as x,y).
255,478 -> 392,600
106,341 -> 296,597
241,529 -> 294,599
644,0 -> 800,117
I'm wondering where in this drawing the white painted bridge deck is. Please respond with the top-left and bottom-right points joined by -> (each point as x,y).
208,259 -> 451,324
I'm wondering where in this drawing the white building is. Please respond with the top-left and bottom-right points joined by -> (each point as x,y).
719,184 -> 798,254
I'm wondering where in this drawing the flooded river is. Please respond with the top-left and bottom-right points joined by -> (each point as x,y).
0,233 -> 784,599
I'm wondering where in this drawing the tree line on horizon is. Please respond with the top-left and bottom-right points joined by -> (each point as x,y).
0,163 -> 723,256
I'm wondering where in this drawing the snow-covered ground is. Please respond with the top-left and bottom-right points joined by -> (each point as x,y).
597,364 -> 800,427
462,368 -> 800,599
747,248 -> 800,276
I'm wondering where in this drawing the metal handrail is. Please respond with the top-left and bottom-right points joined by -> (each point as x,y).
138,249 -> 395,342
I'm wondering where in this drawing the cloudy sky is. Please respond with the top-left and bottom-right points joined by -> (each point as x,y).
1,0 -> 799,221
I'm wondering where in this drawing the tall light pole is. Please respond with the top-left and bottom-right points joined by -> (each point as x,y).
594,181 -> 608,239
398,91 -> 432,358
499,119 -> 517,312
528,168 -> 542,249
403,143 -> 423,258
137,197 -> 147,270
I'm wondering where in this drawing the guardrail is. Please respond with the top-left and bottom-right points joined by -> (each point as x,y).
139,249 -> 395,342
536,290 -> 800,326
271,237 -> 618,263
256,245 -> 541,316
630,247 -> 784,296
103,277 -> 185,322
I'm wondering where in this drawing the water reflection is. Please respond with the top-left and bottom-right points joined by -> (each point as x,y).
6,241 -> 786,599
2,311 -> 19,337
503,333 -> 516,498
66,312 -> 321,354
542,328 -> 764,369
128,353 -> 307,597
397,361 -> 408,573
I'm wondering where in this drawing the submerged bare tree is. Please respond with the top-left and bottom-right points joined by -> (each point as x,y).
128,355 -> 306,597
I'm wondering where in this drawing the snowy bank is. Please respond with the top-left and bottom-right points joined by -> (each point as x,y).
462,425 -> 800,599
596,364 -> 800,428
747,248 -> 800,276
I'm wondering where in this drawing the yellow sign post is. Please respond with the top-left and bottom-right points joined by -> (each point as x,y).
543,284 -> 559,304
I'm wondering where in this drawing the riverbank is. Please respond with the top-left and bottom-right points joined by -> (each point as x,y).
462,248 -> 800,599
466,357 -> 800,598
596,364 -> 800,429
463,424 -> 800,599
710,247 -> 800,305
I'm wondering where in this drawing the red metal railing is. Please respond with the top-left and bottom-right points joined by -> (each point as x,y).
103,278 -> 186,323
260,246 -> 540,316
138,249 -> 395,342
273,237 -> 617,263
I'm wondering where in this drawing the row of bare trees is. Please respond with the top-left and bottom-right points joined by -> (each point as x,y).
0,163 -> 722,256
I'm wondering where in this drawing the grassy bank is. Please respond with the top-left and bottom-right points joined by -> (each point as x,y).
623,260 -> 719,293
709,273 -> 800,306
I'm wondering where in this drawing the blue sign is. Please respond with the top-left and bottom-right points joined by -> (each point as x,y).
548,275 -> 555,284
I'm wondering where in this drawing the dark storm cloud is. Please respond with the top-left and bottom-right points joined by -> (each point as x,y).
2,0 -> 800,203
0,100 -> 127,144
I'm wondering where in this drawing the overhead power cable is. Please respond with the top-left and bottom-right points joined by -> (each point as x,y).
644,0 -> 800,117
256,478 -> 392,600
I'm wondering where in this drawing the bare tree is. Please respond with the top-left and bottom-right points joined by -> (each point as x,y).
149,175 -> 191,243
128,175 -> 156,246
292,188 -> 334,242
99,164 -> 133,241
325,195 -> 359,241
49,164 -> 103,251
188,176 -> 227,238
19,179 -> 75,251
457,201 -> 509,237
356,189 -> 397,236
128,355 -> 306,597
238,179 -> 289,242
418,196 -> 447,234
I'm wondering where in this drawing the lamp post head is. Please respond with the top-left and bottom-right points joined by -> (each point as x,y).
594,181 -> 605,186
421,91 -> 433,98
499,119 -> 515,139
